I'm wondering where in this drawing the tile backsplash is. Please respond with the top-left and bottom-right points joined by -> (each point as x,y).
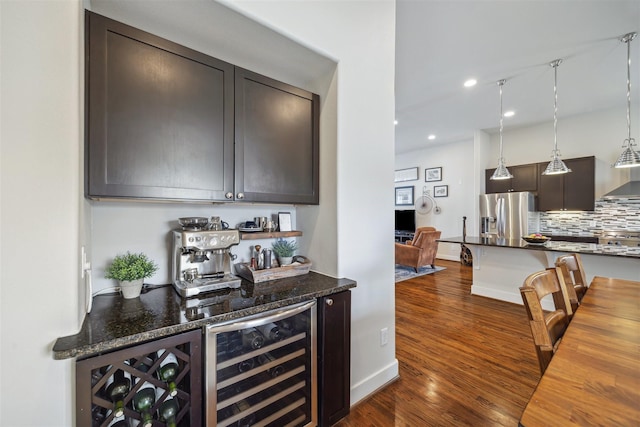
540,199 -> 640,236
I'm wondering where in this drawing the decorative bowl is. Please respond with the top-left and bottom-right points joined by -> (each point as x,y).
522,236 -> 550,245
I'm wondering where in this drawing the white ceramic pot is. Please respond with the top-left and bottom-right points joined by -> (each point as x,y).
278,256 -> 294,266
120,278 -> 144,299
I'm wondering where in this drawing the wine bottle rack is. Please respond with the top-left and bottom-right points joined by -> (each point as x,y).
206,301 -> 317,427
76,329 -> 202,427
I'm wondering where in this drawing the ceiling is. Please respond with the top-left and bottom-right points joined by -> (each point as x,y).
394,0 -> 640,154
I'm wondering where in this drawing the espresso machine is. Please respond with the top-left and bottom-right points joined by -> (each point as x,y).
172,217 -> 241,297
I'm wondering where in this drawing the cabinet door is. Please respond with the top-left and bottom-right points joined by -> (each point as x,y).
538,168 -> 565,211
485,169 -> 511,193
510,164 -> 538,192
317,291 -> 351,426
538,156 -> 594,211
485,163 -> 537,193
235,68 -> 320,204
86,11 -> 234,201
563,156 -> 595,211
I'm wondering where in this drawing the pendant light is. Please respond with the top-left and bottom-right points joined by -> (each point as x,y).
491,79 -> 513,180
542,59 -> 572,175
614,32 -> 640,168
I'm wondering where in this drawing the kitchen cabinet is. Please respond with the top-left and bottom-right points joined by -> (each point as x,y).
85,11 -> 319,205
485,163 -> 538,194
235,68 -> 320,204
76,329 -> 202,427
85,11 -> 235,202
317,290 -> 351,426
537,156 -> 595,211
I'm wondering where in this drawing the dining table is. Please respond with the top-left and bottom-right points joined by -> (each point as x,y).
519,275 -> 640,426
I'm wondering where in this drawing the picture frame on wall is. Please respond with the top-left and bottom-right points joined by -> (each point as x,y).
395,186 -> 414,206
394,167 -> 419,182
434,185 -> 448,198
425,167 -> 442,182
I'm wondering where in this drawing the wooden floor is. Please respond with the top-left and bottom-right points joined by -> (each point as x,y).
335,259 -> 540,427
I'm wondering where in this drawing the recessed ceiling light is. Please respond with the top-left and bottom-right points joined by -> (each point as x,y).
504,110 -> 515,117
464,79 -> 477,88
428,134 -> 436,140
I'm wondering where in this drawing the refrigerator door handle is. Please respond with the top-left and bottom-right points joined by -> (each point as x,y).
496,197 -> 505,238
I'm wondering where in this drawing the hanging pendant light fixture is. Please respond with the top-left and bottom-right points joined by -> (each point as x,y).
491,79 -> 513,180
614,32 -> 640,168
542,59 -> 572,175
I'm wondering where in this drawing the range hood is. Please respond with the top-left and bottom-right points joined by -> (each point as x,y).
603,180 -> 640,199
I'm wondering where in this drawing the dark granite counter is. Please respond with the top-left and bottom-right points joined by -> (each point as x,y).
440,236 -> 640,259
53,271 -> 356,360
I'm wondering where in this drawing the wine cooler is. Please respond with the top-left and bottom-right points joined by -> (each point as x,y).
76,329 -> 202,427
206,300 -> 317,427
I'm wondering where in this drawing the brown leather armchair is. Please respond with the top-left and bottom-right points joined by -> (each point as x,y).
395,227 -> 441,272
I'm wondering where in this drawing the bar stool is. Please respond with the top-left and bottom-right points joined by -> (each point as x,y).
520,268 -> 570,375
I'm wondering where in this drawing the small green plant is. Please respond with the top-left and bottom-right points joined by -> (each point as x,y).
105,251 -> 158,282
271,239 -> 298,257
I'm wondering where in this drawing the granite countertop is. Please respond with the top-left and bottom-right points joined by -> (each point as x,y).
53,271 -> 356,360
440,236 -> 640,259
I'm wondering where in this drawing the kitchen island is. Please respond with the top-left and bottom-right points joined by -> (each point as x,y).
439,236 -> 639,309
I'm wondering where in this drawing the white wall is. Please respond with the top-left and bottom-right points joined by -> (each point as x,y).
395,139 -> 476,260
1,1 -> 82,425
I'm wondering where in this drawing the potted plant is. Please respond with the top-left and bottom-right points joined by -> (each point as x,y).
105,251 -> 158,299
271,239 -> 298,266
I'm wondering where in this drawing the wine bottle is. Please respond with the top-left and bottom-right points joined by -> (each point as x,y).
132,370 -> 156,427
157,349 -> 179,397
232,399 -> 255,427
275,319 -> 294,338
105,410 -> 129,427
238,357 -> 255,373
104,364 -> 131,418
241,328 -> 264,349
156,387 -> 179,427
257,352 -> 285,377
257,322 -> 282,341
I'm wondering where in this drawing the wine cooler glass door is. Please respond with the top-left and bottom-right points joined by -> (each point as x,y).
206,300 -> 317,427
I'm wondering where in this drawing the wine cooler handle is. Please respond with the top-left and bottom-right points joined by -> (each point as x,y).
325,298 -> 334,306
206,300 -> 315,333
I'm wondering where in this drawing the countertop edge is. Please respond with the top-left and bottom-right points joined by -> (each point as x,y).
440,236 -> 640,259
53,277 -> 356,361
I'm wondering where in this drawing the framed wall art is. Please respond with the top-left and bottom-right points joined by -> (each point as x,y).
278,212 -> 292,231
425,167 -> 442,182
395,186 -> 414,206
434,185 -> 448,198
394,167 -> 419,182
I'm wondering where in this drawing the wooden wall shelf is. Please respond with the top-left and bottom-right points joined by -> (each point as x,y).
239,230 -> 302,240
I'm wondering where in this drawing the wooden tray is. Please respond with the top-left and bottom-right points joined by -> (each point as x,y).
234,256 -> 312,283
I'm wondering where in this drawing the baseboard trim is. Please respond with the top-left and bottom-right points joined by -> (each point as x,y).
349,358 -> 399,405
472,285 -> 555,311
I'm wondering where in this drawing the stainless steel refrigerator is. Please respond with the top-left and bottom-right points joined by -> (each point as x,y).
479,192 -> 539,239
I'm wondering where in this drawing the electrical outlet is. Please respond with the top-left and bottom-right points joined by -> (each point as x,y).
380,327 -> 389,346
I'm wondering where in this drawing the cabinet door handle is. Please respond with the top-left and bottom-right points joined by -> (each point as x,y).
325,298 -> 333,306
236,192 -> 245,200
225,192 -> 233,199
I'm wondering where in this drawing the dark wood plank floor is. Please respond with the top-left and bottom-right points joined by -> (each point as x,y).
335,259 -> 540,426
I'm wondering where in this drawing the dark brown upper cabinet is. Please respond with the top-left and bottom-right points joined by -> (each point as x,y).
85,11 -> 234,201
85,11 -> 320,205
235,68 -> 320,204
537,156 -> 595,211
485,163 -> 538,194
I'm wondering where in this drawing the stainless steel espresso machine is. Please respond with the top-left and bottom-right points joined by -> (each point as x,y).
172,217 -> 241,297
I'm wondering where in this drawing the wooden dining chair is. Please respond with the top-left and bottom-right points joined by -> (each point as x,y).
554,253 -> 588,313
520,268 -> 570,375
